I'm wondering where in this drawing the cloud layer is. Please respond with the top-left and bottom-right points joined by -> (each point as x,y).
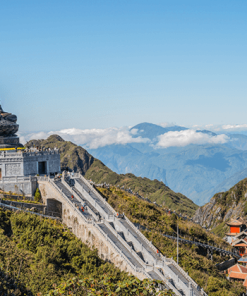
19,127 -> 150,149
156,130 -> 229,148
19,125 -> 238,149
222,124 -> 247,130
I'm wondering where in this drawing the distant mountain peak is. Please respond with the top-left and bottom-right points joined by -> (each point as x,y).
130,122 -> 188,140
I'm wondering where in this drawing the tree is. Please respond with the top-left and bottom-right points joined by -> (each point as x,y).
34,188 -> 41,202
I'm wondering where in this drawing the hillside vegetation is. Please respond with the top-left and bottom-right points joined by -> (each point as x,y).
95,186 -> 244,296
193,178 -> 247,237
26,135 -> 198,216
0,209 -> 173,296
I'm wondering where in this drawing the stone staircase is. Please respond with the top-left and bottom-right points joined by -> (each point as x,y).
46,174 -> 207,296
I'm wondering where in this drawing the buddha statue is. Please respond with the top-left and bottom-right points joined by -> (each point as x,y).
0,105 -> 19,137
0,105 -> 17,123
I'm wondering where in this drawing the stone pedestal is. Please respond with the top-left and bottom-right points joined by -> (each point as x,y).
0,136 -> 23,149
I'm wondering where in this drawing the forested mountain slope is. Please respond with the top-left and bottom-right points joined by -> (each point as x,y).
26,135 -> 198,216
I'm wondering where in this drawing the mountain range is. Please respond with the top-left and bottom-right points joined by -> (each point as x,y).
87,122 -> 247,205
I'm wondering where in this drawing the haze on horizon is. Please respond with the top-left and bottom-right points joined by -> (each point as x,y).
0,0 -> 246,132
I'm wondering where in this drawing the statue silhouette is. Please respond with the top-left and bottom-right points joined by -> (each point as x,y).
0,105 -> 19,136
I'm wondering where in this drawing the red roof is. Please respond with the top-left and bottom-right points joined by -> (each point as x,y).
228,264 -> 241,273
229,272 -> 247,280
228,264 -> 247,281
235,243 -> 247,247
239,265 -> 247,273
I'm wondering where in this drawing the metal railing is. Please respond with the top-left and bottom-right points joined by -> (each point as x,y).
124,215 -> 160,255
103,220 -> 146,268
165,258 -> 201,293
162,233 -> 239,258
61,179 -> 99,222
48,178 -> 91,224
93,221 -> 144,274
74,174 -> 118,216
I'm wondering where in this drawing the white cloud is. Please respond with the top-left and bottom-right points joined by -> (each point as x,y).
222,124 -> 247,131
18,131 -> 50,146
19,127 -> 150,149
158,122 -> 176,128
156,130 -> 229,148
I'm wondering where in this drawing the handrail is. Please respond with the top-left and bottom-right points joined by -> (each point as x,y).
103,220 -> 146,268
93,221 -> 144,274
74,181 -> 109,218
162,262 -> 191,295
124,215 -> 159,255
61,179 -> 99,222
74,174 -> 118,216
48,178 -> 91,224
151,268 -> 182,296
166,258 -> 200,292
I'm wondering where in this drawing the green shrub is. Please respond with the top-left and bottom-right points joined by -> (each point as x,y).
34,188 -> 41,202
45,276 -> 174,296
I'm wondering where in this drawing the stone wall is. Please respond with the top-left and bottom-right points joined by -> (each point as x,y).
0,151 -> 60,178
0,200 -> 46,213
216,258 -> 236,271
0,178 -> 37,196
38,180 -> 145,280
23,153 -> 60,176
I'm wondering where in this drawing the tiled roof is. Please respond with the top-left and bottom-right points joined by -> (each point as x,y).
229,272 -> 247,280
228,264 -> 247,281
226,219 -> 243,226
228,264 -> 241,273
235,231 -> 247,238
235,243 -> 247,247
232,238 -> 247,246
239,265 -> 247,273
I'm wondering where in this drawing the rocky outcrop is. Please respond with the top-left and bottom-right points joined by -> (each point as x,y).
193,178 -> 247,231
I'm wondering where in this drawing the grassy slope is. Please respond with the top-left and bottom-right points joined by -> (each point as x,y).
96,186 -> 244,296
26,135 -> 198,216
85,159 -> 198,217
0,209 -> 127,295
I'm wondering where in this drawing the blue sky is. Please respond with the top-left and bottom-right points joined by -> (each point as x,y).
0,0 -> 246,133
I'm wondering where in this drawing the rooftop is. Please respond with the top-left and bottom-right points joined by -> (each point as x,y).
226,219 -> 243,226
228,264 -> 247,281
